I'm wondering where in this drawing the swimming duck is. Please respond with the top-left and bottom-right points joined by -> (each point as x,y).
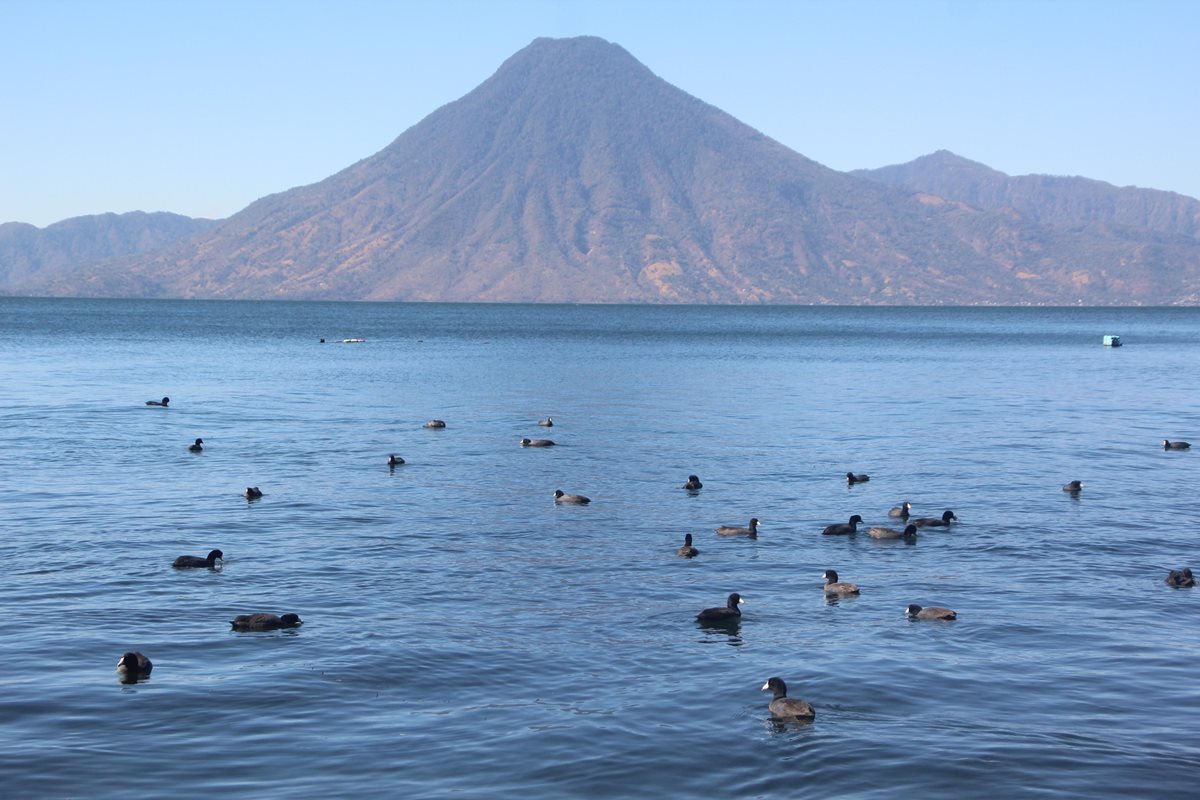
1165,568 -> 1195,587
554,489 -> 590,505
715,518 -> 759,537
677,533 -> 699,558
822,514 -> 863,536
761,677 -> 815,720
116,651 -> 153,679
906,604 -> 957,620
424,420 -> 446,429
188,438 -> 204,452
145,397 -> 169,407
1163,439 -> 1191,450
696,593 -> 744,623
846,472 -> 870,485
682,475 -> 703,491
867,523 -> 918,540
538,417 -> 553,427
521,438 -> 555,447
230,612 -> 303,631
1062,480 -> 1083,493
888,502 -> 912,518
912,510 -> 957,528
388,454 -> 405,466
173,548 -> 223,569
822,569 -> 860,595
243,487 -> 263,500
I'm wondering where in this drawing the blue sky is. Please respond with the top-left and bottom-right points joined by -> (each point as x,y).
3,0 -> 1196,227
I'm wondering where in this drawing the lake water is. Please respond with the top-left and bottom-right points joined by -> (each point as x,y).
1,298 -> 1197,798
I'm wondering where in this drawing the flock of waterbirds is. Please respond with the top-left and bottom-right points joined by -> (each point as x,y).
125,396 -> 1196,719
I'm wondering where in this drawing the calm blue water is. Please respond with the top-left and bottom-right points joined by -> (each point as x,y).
1,298 -> 1197,798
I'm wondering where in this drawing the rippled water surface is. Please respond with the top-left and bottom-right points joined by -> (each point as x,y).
1,299 -> 1197,798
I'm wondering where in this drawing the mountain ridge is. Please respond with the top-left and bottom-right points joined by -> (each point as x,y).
855,150 -> 1200,241
0,211 -> 218,291
7,37 -> 1200,305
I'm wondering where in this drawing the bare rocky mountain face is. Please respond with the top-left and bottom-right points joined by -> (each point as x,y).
9,37 -> 1200,304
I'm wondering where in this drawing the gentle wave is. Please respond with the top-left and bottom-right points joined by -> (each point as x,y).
1,299 -> 1197,798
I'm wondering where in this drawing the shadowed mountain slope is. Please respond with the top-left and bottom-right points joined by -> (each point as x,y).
856,150 -> 1200,241
0,212 -> 217,290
